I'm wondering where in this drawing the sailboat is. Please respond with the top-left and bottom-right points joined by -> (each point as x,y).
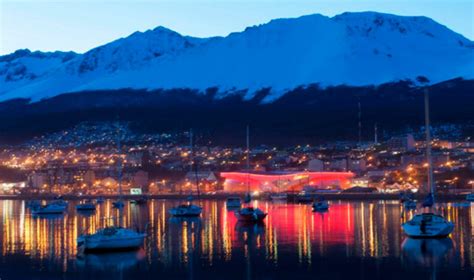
76,200 -> 96,212
77,124 -> 146,253
235,126 -> 267,223
312,196 -> 329,212
169,129 -> 203,217
77,218 -> 146,252
402,89 -> 454,238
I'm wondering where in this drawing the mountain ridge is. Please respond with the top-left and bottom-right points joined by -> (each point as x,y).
1,11 -> 473,103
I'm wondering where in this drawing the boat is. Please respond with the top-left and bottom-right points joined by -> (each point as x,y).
312,200 -> 329,212
403,200 -> 417,210
77,226 -> 146,252
112,200 -> 125,209
270,193 -> 288,202
76,200 -> 96,211
235,207 -> 267,223
32,203 -> 67,215
466,193 -> 474,201
169,203 -> 202,217
169,129 -> 203,218
402,89 -> 454,238
226,197 -> 242,208
402,213 -> 454,238
235,126 -> 268,223
77,124 -> 147,253
96,197 -> 105,204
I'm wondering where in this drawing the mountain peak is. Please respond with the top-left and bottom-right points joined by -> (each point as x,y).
1,11 -> 472,102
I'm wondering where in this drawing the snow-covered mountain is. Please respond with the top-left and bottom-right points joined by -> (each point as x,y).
1,12 -> 473,102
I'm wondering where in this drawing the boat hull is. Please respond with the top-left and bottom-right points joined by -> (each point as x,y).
402,216 -> 454,238
78,235 -> 146,252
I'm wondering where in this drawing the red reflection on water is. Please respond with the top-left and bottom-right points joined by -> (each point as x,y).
221,202 -> 354,247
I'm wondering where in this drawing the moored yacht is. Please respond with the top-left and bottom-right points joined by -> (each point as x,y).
235,206 -> 267,222
77,226 -> 146,252
235,126 -> 268,223
169,203 -> 202,217
312,199 -> 329,212
76,200 -> 96,211
402,89 -> 454,238
402,213 -> 454,238
32,202 -> 67,215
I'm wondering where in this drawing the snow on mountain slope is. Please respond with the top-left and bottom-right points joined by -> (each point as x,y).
1,12 -> 473,102
0,49 -> 77,94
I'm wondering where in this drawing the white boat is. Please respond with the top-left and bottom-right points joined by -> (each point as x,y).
77,201 -> 96,211
270,193 -> 288,202
402,213 -> 454,238
466,193 -> 474,201
312,200 -> 329,212
77,226 -> 146,252
226,197 -> 242,208
404,200 -> 417,210
32,203 -> 67,215
235,207 -> 267,222
169,204 -> 202,217
402,89 -> 454,239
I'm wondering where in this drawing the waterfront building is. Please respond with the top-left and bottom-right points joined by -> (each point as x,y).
220,171 -> 354,193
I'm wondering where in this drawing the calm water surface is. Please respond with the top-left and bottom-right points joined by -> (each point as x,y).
0,199 -> 472,280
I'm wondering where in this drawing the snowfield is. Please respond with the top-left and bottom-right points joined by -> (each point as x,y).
1,12 -> 473,102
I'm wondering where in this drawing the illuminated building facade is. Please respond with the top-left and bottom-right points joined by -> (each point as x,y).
220,171 -> 354,193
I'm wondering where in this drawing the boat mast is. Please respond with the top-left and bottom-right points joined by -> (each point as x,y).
246,125 -> 250,193
116,122 -> 123,199
190,129 -> 200,197
424,89 -> 435,198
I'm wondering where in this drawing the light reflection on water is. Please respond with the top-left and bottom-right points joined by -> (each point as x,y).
0,200 -> 472,279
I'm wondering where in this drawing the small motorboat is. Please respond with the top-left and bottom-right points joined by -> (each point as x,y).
76,201 -> 96,212
226,197 -> 242,209
404,200 -> 417,210
312,200 -> 329,212
32,203 -> 67,215
77,226 -> 146,252
402,213 -> 454,238
466,193 -> 474,201
235,207 -> 267,223
169,204 -> 202,217
112,200 -> 125,209
270,193 -> 288,202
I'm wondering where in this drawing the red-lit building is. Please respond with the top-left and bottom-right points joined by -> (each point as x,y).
220,171 -> 354,193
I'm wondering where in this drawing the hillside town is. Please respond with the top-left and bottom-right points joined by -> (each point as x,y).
0,123 -> 472,197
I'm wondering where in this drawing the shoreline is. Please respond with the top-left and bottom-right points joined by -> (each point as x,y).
0,193 -> 469,202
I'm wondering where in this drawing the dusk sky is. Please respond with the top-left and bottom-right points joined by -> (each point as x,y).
1,0 -> 473,55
